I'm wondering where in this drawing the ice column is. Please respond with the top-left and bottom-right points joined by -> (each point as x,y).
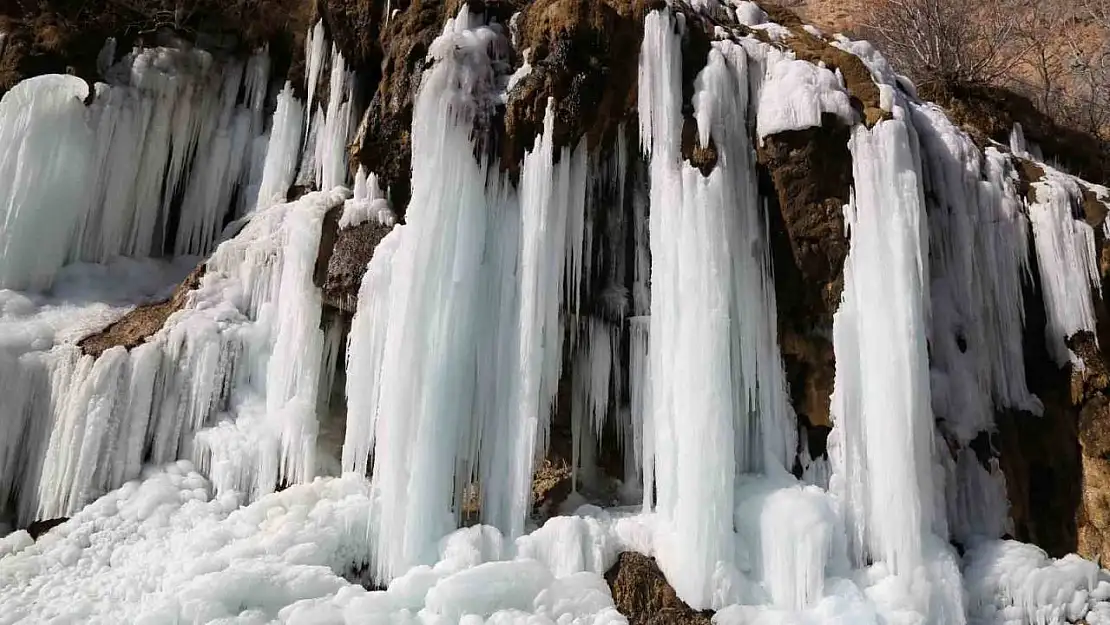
0,76 -> 94,291
637,9 -> 795,609
829,116 -> 945,589
358,8 -> 520,581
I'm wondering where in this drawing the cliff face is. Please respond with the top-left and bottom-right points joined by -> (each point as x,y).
7,0 -> 1110,615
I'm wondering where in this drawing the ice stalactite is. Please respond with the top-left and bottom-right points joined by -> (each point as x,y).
637,8 -> 795,610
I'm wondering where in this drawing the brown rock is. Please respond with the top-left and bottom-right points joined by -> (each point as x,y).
503,0 -> 651,173
758,117 -> 852,441
321,214 -> 394,313
924,83 -> 1109,185
78,264 -> 207,358
605,552 -> 713,625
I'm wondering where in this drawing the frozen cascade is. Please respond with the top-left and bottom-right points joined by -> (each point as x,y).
637,9 -> 795,610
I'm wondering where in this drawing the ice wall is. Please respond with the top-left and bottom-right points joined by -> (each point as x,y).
828,115 -> 967,621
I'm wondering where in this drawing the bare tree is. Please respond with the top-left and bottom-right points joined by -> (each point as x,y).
1062,0 -> 1110,138
863,0 -> 1032,90
1012,0 -> 1071,111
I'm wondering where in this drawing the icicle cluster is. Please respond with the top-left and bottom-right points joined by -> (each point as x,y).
0,189 -> 345,525
0,48 -> 272,293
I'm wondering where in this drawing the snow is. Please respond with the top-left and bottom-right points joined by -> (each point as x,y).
750,47 -> 855,138
965,539 -> 1110,625
0,464 -> 631,625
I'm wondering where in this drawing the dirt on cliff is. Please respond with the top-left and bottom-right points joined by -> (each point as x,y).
79,263 -> 207,358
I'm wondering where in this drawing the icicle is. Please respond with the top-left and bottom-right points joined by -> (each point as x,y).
253,82 -> 305,211
304,20 -> 328,134
316,47 -> 353,190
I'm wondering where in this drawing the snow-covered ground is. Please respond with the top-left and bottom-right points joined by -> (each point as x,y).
5,465 -> 1110,625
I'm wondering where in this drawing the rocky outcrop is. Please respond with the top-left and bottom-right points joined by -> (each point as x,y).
503,0 -> 651,170
79,264 -> 207,358
318,207 -> 394,312
604,552 -> 713,625
926,83 -> 1109,186
758,116 -> 852,438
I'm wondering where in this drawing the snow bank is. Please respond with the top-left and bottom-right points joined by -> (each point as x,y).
0,464 -> 631,625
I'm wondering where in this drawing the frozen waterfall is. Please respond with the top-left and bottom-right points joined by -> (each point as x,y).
3,2 -> 1110,625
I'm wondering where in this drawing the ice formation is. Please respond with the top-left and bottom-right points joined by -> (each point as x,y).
638,10 -> 796,609
5,1 -> 1110,624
